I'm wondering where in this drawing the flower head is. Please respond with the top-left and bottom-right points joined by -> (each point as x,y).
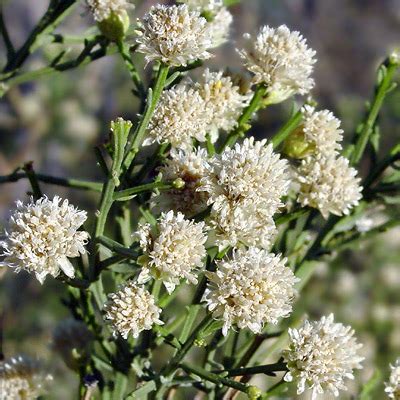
136,4 -> 212,66
297,155 -> 363,219
200,137 -> 290,219
104,281 -> 163,339
385,358 -> 400,399
283,314 -> 364,400
86,0 -> 130,22
178,0 -> 224,14
199,137 -> 289,249
0,355 -> 52,400
52,319 -> 93,370
135,211 -> 207,293
204,247 -> 298,336
207,205 -> 278,250
238,25 -> 316,103
284,105 -> 343,159
155,149 -> 210,217
207,7 -> 233,48
178,1 -> 232,47
197,69 -> 251,138
0,196 -> 89,284
144,84 -> 209,149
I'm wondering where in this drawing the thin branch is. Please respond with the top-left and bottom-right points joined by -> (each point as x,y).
0,9 -> 15,60
0,171 -> 102,192
350,57 -> 399,165
3,0 -> 77,73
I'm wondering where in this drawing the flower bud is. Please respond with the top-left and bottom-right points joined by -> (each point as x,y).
247,385 -> 262,399
282,126 -> 315,159
98,9 -> 130,41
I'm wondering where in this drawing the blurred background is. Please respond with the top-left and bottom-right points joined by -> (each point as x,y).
0,0 -> 399,398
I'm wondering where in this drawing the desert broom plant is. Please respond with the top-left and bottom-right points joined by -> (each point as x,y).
0,0 -> 400,399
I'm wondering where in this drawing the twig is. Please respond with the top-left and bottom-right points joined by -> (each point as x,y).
0,171 -> 102,192
350,56 -> 399,165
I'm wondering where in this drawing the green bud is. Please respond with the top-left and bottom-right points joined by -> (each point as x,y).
282,126 -> 316,159
98,10 -> 130,42
194,338 -> 207,347
172,178 -> 185,189
389,49 -> 400,66
247,385 -> 262,399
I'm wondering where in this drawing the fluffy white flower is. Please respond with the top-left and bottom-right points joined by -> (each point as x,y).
199,137 -> 289,248
207,205 -> 278,250
238,25 -> 316,104
204,247 -> 298,336
385,359 -> 400,399
0,355 -> 52,400
135,211 -> 207,293
207,7 -> 233,48
136,4 -> 212,66
0,196 -> 89,284
178,0 -> 232,47
178,0 -> 224,13
144,84 -> 209,149
200,137 -> 290,219
283,314 -> 364,400
301,105 -> 343,156
155,149 -> 210,217
297,155 -> 363,219
104,281 -> 163,339
86,0 -> 130,22
197,69 -> 251,138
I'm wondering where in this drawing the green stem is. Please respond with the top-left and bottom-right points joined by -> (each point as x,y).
350,58 -> 399,165
0,171 -> 102,191
181,363 -> 252,395
275,208 -> 308,226
362,144 -> 400,188
97,236 -> 138,259
220,85 -> 267,150
22,162 -> 42,199
0,10 -> 15,60
0,39 -> 114,95
114,181 -> 174,200
271,110 -> 302,149
123,64 -> 170,173
116,40 -> 145,98
89,120 -> 131,307
3,0 -> 77,73
161,314 -> 213,377
223,362 -> 287,377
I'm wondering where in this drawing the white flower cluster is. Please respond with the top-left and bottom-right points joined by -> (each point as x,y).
155,148 -> 210,217
144,84 -> 209,149
86,0 -> 130,22
145,69 -> 251,149
135,211 -> 207,293
104,281 -> 163,339
299,105 -> 344,158
283,314 -> 364,400
297,155 -> 362,219
0,355 -> 52,400
196,69 -> 252,138
204,247 -> 298,335
136,4 -> 212,66
385,358 -> 400,399
179,0 -> 232,48
199,137 -> 290,249
179,0 -> 224,13
0,196 -> 88,284
238,25 -> 316,104
291,106 -> 362,218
